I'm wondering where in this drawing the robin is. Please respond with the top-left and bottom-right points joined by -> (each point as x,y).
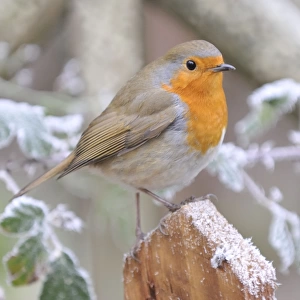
11,40 -> 235,237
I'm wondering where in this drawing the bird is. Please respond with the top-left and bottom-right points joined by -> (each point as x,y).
11,40 -> 235,237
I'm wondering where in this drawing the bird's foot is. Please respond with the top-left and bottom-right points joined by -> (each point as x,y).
179,193 -> 218,206
156,194 -> 217,236
130,231 -> 145,262
158,215 -> 169,235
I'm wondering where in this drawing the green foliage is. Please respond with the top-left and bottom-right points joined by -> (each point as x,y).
0,198 -> 94,300
0,99 -> 82,158
207,143 -> 247,192
235,79 -> 300,145
40,251 -> 95,300
0,199 -> 46,235
5,232 -> 48,286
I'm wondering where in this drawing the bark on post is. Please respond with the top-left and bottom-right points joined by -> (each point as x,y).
123,200 -> 277,300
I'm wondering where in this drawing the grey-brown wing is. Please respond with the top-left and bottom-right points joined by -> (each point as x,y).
58,106 -> 177,178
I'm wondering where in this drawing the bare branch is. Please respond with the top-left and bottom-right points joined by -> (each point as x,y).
0,170 -> 19,194
0,286 -> 5,300
246,146 -> 300,165
158,0 -> 300,83
242,170 -> 299,224
0,79 -> 83,115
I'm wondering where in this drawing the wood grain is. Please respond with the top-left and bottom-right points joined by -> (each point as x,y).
123,199 -> 277,300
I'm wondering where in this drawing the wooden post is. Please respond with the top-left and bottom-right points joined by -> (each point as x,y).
123,199 -> 277,300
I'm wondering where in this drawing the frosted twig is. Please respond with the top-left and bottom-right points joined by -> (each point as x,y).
0,169 -> 19,194
0,286 -> 4,300
48,204 -> 84,233
243,170 -> 300,271
0,79 -> 81,115
246,146 -> 300,165
242,170 -> 299,227
45,225 -> 63,261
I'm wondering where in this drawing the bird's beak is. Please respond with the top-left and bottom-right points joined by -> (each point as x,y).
212,63 -> 236,72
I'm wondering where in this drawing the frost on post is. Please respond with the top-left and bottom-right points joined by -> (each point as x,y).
235,79 -> 300,145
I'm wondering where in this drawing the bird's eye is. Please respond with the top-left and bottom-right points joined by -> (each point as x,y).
186,60 -> 196,71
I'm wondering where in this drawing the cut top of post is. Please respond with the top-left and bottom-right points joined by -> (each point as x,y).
124,199 -> 277,300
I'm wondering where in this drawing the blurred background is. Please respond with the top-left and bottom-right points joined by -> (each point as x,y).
0,0 -> 299,299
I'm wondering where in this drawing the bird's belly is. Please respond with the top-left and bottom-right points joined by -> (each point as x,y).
96,127 -> 225,197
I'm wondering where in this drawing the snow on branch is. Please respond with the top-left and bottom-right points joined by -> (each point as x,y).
235,79 -> 300,145
0,99 -> 83,159
0,189 -> 94,299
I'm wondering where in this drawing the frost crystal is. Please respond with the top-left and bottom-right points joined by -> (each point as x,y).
247,78 -> 300,109
0,286 -> 5,300
288,130 -> 300,145
207,143 -> 247,192
40,249 -> 96,300
48,204 -> 83,233
211,245 -> 233,268
0,99 -> 83,158
45,115 -> 83,136
54,59 -> 85,96
269,187 -> 283,202
269,216 -> 295,272
235,79 -> 300,145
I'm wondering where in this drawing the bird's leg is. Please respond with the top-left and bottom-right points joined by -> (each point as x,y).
135,192 -> 144,241
139,188 -> 180,212
130,192 -> 145,261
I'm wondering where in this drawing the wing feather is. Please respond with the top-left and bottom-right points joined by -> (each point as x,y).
58,92 -> 178,178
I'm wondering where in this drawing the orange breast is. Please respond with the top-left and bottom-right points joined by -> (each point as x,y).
162,57 -> 228,154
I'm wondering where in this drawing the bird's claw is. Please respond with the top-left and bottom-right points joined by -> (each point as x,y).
159,194 -> 218,237
130,231 -> 145,262
166,202 -> 180,212
179,194 -> 218,206
205,193 -> 218,202
158,216 -> 169,236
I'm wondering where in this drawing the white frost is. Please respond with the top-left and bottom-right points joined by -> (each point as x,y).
45,115 -> 83,136
207,143 -> 247,192
247,78 -> 300,109
48,204 -> 84,233
0,99 -> 83,158
184,201 -> 277,297
211,245 -> 233,269
0,286 -> 5,300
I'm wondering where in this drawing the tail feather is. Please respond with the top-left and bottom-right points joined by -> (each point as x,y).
10,152 -> 75,201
